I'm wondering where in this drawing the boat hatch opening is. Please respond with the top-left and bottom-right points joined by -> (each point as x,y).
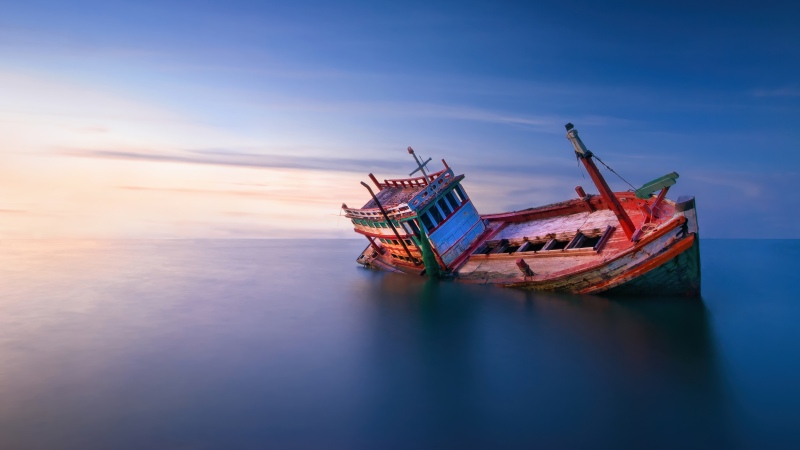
565,232 -> 599,249
544,239 -> 570,251
519,241 -> 547,252
489,239 -> 510,254
473,245 -> 490,255
473,241 -> 499,255
520,241 -> 547,252
575,234 -> 601,249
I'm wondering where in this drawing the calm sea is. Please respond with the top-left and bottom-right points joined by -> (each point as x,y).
1,239 -> 799,449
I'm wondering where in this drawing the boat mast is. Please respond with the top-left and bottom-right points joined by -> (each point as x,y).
565,123 -> 636,239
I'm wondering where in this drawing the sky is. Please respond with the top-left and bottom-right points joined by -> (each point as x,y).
1,0 -> 798,238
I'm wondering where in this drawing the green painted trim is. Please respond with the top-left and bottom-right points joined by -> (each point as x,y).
418,228 -> 441,278
635,172 -> 679,199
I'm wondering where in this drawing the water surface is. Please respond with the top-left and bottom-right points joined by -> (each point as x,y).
1,239 -> 798,449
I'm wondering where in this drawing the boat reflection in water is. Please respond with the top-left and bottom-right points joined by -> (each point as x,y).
354,273 -> 736,448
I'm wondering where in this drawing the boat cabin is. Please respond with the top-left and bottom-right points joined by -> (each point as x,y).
342,150 -> 486,272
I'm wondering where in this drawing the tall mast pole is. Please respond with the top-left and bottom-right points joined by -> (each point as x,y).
565,123 -> 636,239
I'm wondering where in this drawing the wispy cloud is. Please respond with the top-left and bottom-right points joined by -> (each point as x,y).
62,142 -> 590,178
751,87 -> 800,98
248,97 -> 629,130
116,185 -> 335,205
63,148 -> 405,174
684,171 -> 764,199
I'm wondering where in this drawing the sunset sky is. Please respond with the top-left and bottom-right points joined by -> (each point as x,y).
1,0 -> 798,238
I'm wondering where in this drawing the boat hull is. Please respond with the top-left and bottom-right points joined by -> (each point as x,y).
500,233 -> 700,297
353,188 -> 701,297
604,236 -> 700,297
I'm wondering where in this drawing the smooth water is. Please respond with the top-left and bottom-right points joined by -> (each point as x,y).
1,239 -> 799,449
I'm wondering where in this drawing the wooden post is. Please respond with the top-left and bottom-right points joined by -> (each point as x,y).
575,185 -> 595,212
368,173 -> 382,190
650,186 -> 670,218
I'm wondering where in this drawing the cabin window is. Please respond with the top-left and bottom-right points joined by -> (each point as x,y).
444,191 -> 460,210
437,198 -> 453,216
454,185 -> 468,203
429,206 -> 444,225
420,213 -> 435,232
402,220 -> 421,237
380,222 -> 388,228
393,240 -> 400,245
505,244 -> 521,253
405,239 -> 413,246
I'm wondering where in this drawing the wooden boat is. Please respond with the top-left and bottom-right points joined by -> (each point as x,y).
342,124 -> 700,296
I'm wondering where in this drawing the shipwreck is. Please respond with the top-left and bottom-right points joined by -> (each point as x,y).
342,123 -> 700,296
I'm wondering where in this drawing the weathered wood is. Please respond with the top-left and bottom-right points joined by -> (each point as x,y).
579,234 -> 695,294
360,182 -> 417,263
565,232 -> 585,249
648,186 -> 670,217
593,225 -> 615,253
348,126 -> 699,296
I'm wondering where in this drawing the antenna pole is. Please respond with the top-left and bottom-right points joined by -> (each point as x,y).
407,147 -> 432,181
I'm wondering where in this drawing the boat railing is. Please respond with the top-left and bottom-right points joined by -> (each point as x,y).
380,168 -> 447,189
343,204 -> 414,220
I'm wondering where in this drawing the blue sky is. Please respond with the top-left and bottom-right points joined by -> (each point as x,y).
1,0 -> 798,238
